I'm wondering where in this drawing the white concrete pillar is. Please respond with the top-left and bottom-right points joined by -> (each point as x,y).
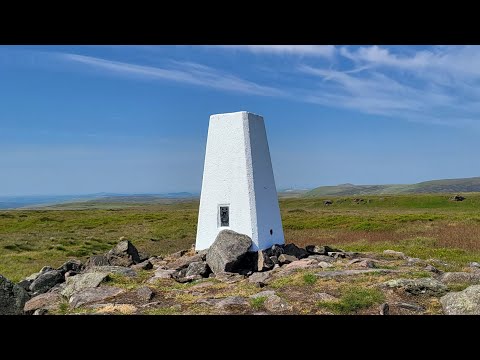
195,111 -> 285,251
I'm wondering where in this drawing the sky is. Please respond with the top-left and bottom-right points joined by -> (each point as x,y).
1,45 -> 480,196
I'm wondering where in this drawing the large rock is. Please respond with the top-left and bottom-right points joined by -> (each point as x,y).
86,266 -> 137,277
136,286 -> 154,301
383,278 -> 447,296
86,255 -> 110,267
29,270 -> 64,295
61,272 -> 110,298
440,285 -> 480,315
69,286 -> 125,308
167,253 -> 205,271
283,244 -> 309,259
206,230 -> 253,274
255,250 -> 274,272
106,240 -> 141,267
57,259 -> 84,275
0,275 -> 30,315
185,262 -> 210,278
439,272 -> 480,285
24,292 -> 61,313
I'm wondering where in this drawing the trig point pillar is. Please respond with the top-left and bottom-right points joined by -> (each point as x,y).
195,111 -> 285,251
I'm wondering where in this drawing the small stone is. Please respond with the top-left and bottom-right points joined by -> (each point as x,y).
283,243 -> 309,259
379,303 -> 389,315
131,260 -> 153,271
256,250 -> 274,272
383,250 -> 406,259
61,272 -> 110,298
185,261 -> 210,278
264,295 -> 292,313
306,245 -> 341,255
248,271 -> 273,286
283,258 -> 317,271
136,286 -> 154,301
469,262 -> 480,268
33,309 -> 48,315
57,259 -> 84,275
215,296 -> 249,310
214,272 -> 246,284
278,254 -> 297,265
425,265 -> 440,274
106,240 -> 141,267
395,302 -> 425,312
383,278 -> 447,296
308,255 -> 334,263
267,244 -> 285,258
269,256 -> 279,265
167,253 -> 205,271
328,252 -> 346,259
147,269 -> 177,283
318,261 -> 333,269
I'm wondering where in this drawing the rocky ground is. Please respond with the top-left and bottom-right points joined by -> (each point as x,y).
1,230 -> 480,315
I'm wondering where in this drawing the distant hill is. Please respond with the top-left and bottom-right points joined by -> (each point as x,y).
306,177 -> 480,197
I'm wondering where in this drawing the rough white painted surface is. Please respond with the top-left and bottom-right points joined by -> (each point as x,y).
195,111 -> 285,251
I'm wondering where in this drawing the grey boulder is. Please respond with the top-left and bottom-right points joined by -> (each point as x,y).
0,275 -> 30,315
29,270 -> 64,295
61,272 -> 110,298
106,240 -> 141,267
383,278 -> 447,296
206,230 -> 252,274
440,285 -> 480,315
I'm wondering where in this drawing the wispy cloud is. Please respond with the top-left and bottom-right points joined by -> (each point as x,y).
61,53 -> 286,97
216,45 -> 336,58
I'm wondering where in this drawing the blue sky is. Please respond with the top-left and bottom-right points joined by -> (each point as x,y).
1,45 -> 480,196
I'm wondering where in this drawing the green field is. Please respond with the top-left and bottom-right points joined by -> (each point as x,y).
1,193 -> 480,281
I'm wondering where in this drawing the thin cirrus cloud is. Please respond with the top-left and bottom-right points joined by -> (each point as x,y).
61,53 -> 286,97
216,45 -> 336,58
57,46 -> 480,128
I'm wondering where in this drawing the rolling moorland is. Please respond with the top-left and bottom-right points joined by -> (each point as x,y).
2,177 -> 480,315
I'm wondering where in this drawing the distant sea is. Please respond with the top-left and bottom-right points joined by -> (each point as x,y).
0,192 -> 197,210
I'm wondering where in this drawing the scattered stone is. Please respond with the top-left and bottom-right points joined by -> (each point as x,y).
395,302 -> 426,312
283,243 -> 309,259
164,249 -> 188,261
136,286 -> 154,301
215,296 -> 249,310
33,309 -> 48,315
357,260 -> 376,268
264,295 -> 292,313
324,200 -> 333,205
250,290 -> 276,299
106,240 -> 141,267
439,272 -> 480,285
86,255 -> 110,267
17,279 -> 32,292
214,272 -> 246,284
383,278 -> 447,296
195,249 -> 208,260
379,303 -> 389,315
328,252 -> 346,259
0,275 -> 30,315
175,275 -> 203,283
248,271 -> 273,287
61,272 -> 110,298
313,293 -> 337,302
308,255 -> 334,263
24,292 -> 61,313
316,269 -> 396,278
256,250 -> 274,272
87,266 -> 137,277
147,269 -> 177,283
269,256 -> 279,265
29,270 -> 64,295
167,253 -> 205,270
450,195 -> 465,201
283,258 -> 317,271
406,257 -> 425,266
57,259 -> 84,275
69,286 -> 125,308
425,265 -> 441,274
206,230 -> 253,274
185,262 -> 210,278
347,258 -> 362,266
267,244 -> 285,258
150,258 -> 168,269
278,254 -> 297,265
318,261 -> 333,269
469,262 -> 480,269
306,245 -> 341,255
440,285 -> 480,315
383,250 -> 406,259
137,252 -> 150,263
131,260 -> 153,271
